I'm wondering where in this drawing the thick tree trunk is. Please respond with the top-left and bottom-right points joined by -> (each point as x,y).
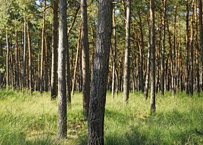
40,0 -> 46,93
123,0 -> 131,104
161,0 -> 166,96
195,0 -> 200,96
27,21 -> 32,95
150,0 -> 155,115
15,19 -> 19,88
57,0 -> 67,139
199,0 -> 203,91
88,0 -> 112,144
51,0 -> 58,99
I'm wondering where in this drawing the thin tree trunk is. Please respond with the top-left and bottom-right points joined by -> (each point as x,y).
161,0 -> 166,96
186,0 -> 189,94
27,21 -> 32,95
71,25 -> 81,96
150,0 -> 155,115
123,0 -> 131,104
81,0 -> 90,120
6,28 -> 9,91
22,16 -> 26,90
40,0 -> 46,93
199,0 -> 203,91
10,37 -> 14,90
51,0 -> 58,99
178,15 -> 182,91
138,11 -> 144,93
189,0 -> 195,95
195,0 -> 200,96
57,0 -> 67,139
44,36 -> 48,92
15,19 -> 19,88
112,5 -> 116,98
88,0 -> 113,143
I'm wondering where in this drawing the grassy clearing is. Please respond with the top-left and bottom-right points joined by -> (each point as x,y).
0,88 -> 203,145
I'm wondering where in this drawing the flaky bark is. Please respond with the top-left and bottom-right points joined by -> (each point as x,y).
88,0 -> 112,144
57,0 -> 67,139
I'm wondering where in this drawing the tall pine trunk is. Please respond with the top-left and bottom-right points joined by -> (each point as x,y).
88,0 -> 113,143
10,37 -> 14,90
15,19 -> 19,88
123,0 -> 131,104
112,5 -> 116,98
51,0 -> 58,99
57,0 -> 67,139
186,0 -> 189,94
199,0 -> 203,91
40,0 -> 46,93
161,0 -> 166,96
27,21 -> 32,95
150,0 -> 155,115
22,17 -> 26,90
6,28 -> 9,91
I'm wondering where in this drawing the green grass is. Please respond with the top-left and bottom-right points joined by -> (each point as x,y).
0,88 -> 203,145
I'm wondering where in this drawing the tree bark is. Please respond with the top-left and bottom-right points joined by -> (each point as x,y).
6,28 -> 9,91
186,0 -> 189,94
22,17 -> 26,90
189,0 -> 195,95
161,0 -> 166,96
195,0 -> 200,96
51,0 -> 58,99
15,19 -> 19,88
88,0 -> 112,143
199,0 -> 203,91
150,0 -> 155,115
57,0 -> 67,139
40,0 -> 46,93
44,36 -> 48,92
112,5 -> 116,98
123,0 -> 131,104
27,20 -> 32,95
10,37 -> 14,90
81,0 -> 90,120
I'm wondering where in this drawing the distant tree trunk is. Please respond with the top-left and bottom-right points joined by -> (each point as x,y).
10,37 -> 14,90
15,19 -> 19,88
40,0 -> 46,93
186,0 -> 189,94
88,0 -> 112,143
44,36 -> 48,92
156,8 -> 162,94
51,0 -> 58,99
138,11 -> 144,93
150,0 -> 155,115
189,0 -> 195,95
199,0 -> 203,91
172,6 -> 177,96
27,21 -> 32,95
6,28 -> 9,91
57,0 -> 67,139
195,0 -> 200,96
123,0 -> 131,104
22,17 -> 26,90
144,34 -> 150,99
178,15 -> 182,91
71,25 -> 81,96
161,0 -> 166,96
112,5 -> 116,98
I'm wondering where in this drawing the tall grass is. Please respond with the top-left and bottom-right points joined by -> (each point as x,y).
0,88 -> 203,144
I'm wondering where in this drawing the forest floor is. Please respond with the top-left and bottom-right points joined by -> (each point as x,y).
0,88 -> 203,145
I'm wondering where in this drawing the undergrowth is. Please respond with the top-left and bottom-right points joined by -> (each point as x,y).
0,88 -> 203,145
